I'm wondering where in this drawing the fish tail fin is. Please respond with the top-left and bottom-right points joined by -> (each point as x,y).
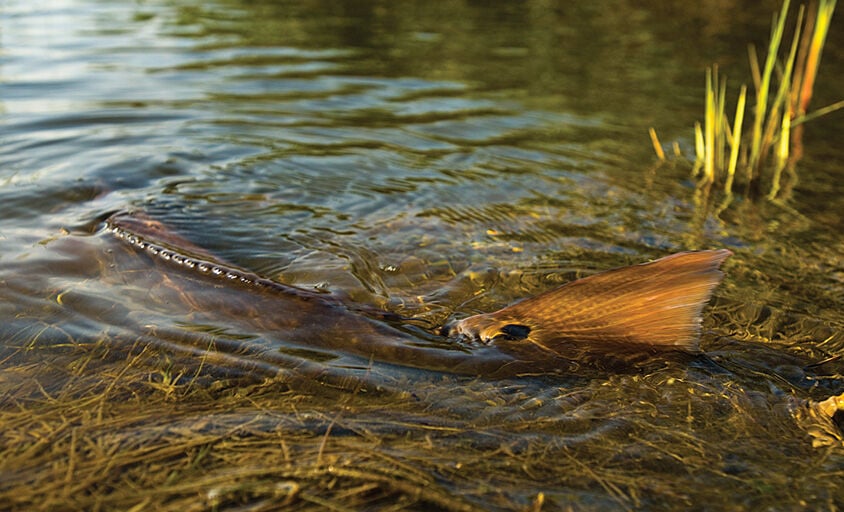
497,250 -> 732,352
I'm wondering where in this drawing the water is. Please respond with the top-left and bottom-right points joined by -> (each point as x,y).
1,0 -> 842,510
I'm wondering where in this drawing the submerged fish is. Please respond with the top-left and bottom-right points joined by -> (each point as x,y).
105,211 -> 730,372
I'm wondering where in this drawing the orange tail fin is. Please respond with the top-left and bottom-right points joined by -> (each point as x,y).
448,250 -> 731,353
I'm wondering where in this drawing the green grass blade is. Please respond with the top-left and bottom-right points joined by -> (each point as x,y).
760,5 -> 804,167
725,85 -> 747,195
793,99 -> 844,125
768,108 -> 792,199
704,68 -> 715,183
694,122 -> 704,170
749,0 -> 791,175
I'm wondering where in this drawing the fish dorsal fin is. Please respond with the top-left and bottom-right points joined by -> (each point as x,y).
107,211 -> 226,264
493,250 -> 731,352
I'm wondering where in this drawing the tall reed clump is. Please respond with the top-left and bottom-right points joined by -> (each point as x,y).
650,0 -> 840,200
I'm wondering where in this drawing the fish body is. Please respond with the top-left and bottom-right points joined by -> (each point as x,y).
105,211 -> 730,372
105,212 -> 515,375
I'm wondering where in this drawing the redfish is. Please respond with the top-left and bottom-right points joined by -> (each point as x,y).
105,211 -> 729,368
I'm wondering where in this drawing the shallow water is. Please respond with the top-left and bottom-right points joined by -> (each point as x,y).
1,0 -> 843,510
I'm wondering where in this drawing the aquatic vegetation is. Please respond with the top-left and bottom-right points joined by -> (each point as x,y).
2,330 -> 841,511
651,0 -> 841,200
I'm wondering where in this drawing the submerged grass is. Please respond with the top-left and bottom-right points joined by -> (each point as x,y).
651,0 -> 840,200
2,326 -> 842,511
0,340 -> 491,512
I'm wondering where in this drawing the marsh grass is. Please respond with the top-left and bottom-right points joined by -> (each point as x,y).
651,0 -> 840,200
